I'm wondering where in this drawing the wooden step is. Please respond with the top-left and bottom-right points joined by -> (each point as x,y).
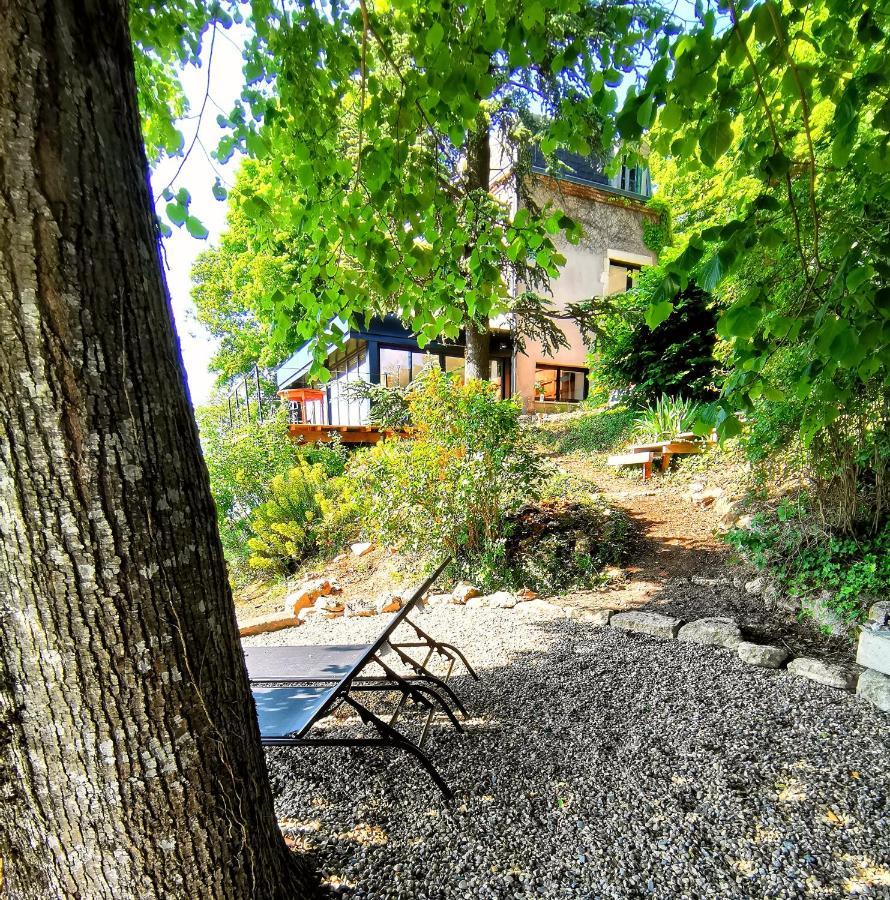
607,451 -> 655,466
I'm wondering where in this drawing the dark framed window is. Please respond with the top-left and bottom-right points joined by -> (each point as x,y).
534,364 -> 588,402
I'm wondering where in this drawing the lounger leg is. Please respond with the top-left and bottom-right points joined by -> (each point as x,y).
342,695 -> 453,800
401,620 -> 480,681
371,654 -> 464,732
389,643 -> 470,715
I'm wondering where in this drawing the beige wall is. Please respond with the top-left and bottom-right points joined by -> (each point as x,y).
513,181 -> 655,410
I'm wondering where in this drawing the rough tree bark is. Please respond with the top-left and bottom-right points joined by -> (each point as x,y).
0,2 -> 316,896
463,119 -> 491,381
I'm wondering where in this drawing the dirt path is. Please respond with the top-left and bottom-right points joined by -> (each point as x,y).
554,456 -> 856,664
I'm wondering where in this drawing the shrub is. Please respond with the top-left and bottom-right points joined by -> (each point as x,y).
246,460 -> 360,573
633,394 -> 700,442
496,473 -> 631,593
725,498 -> 890,627
354,366 -> 543,570
535,407 -> 636,454
589,270 -> 720,405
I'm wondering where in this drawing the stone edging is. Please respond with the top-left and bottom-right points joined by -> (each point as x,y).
595,607 -> 889,715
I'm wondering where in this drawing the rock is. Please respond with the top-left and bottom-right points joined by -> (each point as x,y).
238,611 -> 300,637
480,591 -> 517,609
737,641 -> 789,669
465,595 -> 487,609
856,628 -> 890,677
867,600 -> 890,625
516,587 -> 539,600
350,541 -> 374,557
713,497 -> 740,528
376,592 -> 403,614
283,577 -> 333,615
690,576 -> 719,587
736,514 -> 753,530
451,582 -> 480,604
745,577 -> 765,596
692,486 -> 724,507
856,668 -> 890,713
314,595 -> 344,613
579,609 -> 613,626
678,617 -> 742,649
801,592 -> 853,637
610,611 -> 682,640
344,598 -> 376,618
689,481 -> 705,494
425,592 -> 452,607
787,657 -> 857,692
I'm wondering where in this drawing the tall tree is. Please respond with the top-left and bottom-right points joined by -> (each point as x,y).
0,1 -> 314,895
192,0 -> 665,382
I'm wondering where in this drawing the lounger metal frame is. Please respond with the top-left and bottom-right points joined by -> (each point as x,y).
249,557 -> 476,799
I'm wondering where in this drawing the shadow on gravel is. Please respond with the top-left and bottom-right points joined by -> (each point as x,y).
266,617 -> 889,900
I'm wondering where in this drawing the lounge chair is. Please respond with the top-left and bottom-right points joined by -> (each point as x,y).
248,558 -> 477,799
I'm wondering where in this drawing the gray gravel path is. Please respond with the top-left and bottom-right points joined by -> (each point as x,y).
250,604 -> 890,899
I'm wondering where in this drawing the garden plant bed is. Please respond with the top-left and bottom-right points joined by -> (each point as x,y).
249,603 -> 889,899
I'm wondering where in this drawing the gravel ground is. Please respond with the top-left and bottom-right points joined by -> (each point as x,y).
247,603 -> 890,899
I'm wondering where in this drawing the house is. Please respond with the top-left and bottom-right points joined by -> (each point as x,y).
275,147 -> 657,441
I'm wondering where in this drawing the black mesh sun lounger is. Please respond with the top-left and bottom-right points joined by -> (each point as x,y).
246,558 -> 478,799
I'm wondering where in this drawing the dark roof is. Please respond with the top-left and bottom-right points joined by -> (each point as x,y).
529,146 -> 610,188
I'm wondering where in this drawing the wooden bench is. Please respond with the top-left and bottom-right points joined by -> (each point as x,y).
608,438 -> 704,479
606,450 -> 656,479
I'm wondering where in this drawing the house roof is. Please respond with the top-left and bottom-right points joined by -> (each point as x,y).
529,146 -> 651,200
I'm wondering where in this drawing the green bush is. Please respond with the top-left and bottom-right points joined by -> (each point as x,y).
536,407 -> 636,454
497,473 -> 631,593
246,460 -> 360,573
725,498 -> 890,626
354,366 -> 543,570
589,269 -> 720,405
633,394 -> 700,442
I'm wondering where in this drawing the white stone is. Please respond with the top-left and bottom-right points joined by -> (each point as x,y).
283,577 -> 333,615
426,592 -> 452,607
344,599 -> 376,618
787,657 -> 856,692
744,577 -> 765,596
465,595 -> 487,609
678,617 -> 742,649
375,592 -> 403,614
856,628 -> 890,677
737,641 -> 789,669
579,609 -> 613,626
314,595 -> 344,613
350,541 -> 374,557
856,668 -> 890,714
482,590 -> 517,609
451,582 -> 480,604
610,611 -> 682,640
868,600 -> 890,624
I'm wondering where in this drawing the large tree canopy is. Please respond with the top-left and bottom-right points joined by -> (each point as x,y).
165,0 -> 668,380
615,0 -> 890,442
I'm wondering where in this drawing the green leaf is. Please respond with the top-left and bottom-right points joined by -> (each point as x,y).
166,202 -> 187,226
186,216 -> 209,240
646,300 -> 674,329
426,22 -> 444,51
698,115 -> 733,166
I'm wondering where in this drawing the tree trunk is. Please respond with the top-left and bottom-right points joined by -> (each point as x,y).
463,118 -> 491,380
0,2 -> 315,897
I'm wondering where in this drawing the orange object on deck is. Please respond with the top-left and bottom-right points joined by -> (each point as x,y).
278,388 -> 326,403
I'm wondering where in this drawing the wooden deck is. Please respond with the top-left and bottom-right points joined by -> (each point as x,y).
288,423 -> 406,444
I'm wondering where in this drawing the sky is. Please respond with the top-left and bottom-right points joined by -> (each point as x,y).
150,25 -> 248,406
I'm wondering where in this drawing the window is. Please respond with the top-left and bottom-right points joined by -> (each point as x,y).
534,364 -> 587,403
607,260 -> 642,295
